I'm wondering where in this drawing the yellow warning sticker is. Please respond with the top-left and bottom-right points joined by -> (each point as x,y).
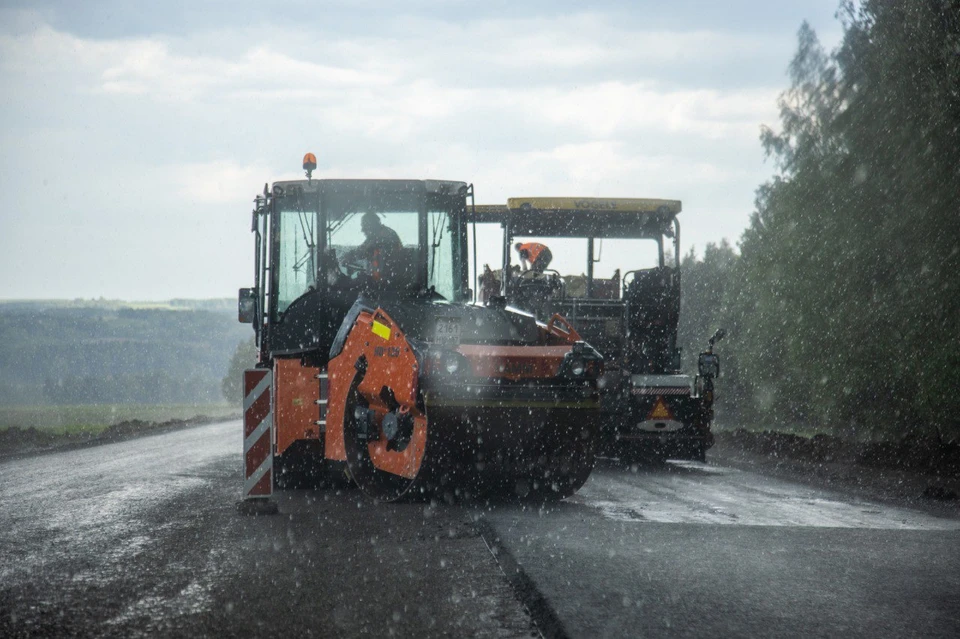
371,320 -> 391,340
648,397 -> 673,420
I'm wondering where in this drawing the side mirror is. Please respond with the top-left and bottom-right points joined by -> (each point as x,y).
238,288 -> 257,324
670,348 -> 682,372
698,352 -> 720,378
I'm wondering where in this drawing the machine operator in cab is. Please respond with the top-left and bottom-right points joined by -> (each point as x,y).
515,241 -> 553,274
343,212 -> 402,281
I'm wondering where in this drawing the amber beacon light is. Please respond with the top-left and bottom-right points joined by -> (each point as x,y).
302,153 -> 317,179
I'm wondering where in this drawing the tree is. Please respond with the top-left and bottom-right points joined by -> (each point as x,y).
678,240 -> 750,422
678,240 -> 738,368
222,337 -> 258,403
734,0 -> 960,439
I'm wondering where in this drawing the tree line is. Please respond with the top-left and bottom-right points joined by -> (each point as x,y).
43,371 -> 221,405
0,304 -> 249,405
679,0 -> 960,441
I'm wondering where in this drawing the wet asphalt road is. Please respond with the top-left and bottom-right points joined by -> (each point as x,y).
0,421 -> 530,637
483,460 -> 960,638
2,420 -> 959,637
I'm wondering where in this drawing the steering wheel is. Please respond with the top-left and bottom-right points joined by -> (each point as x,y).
517,278 -> 545,291
340,259 -> 368,278
516,269 -> 560,291
516,269 -> 545,286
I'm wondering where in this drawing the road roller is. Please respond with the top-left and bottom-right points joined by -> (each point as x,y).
237,156 -> 603,501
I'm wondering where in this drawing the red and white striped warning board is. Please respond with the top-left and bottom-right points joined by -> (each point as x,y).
631,386 -> 691,396
243,368 -> 273,499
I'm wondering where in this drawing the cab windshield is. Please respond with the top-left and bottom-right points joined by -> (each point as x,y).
324,189 -> 463,300
273,183 -> 465,316
326,190 -> 421,293
509,236 -> 664,301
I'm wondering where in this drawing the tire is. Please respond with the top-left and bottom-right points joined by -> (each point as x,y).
692,444 -> 707,463
527,435 -> 597,501
624,447 -> 667,467
343,373 -> 428,502
273,443 -> 325,490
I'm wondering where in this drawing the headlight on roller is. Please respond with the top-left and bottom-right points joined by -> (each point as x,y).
444,353 -> 461,374
570,357 -> 586,377
430,350 -> 470,376
560,341 -> 602,379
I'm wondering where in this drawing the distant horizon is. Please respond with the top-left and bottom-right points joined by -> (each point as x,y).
0,296 -> 235,301
0,297 -> 236,306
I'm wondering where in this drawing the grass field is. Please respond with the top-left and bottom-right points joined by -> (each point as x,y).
0,403 -> 240,436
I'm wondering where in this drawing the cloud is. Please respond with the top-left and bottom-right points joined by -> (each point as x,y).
0,15 -> 780,146
466,140 -> 757,201
505,82 -> 777,140
173,160 -> 280,204
100,44 -> 394,101
0,7 -> 800,299
380,12 -> 790,82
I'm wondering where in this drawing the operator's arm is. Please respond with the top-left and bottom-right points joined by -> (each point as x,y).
342,236 -> 375,264
341,246 -> 359,263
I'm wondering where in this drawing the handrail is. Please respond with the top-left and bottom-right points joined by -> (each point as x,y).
546,313 -> 582,342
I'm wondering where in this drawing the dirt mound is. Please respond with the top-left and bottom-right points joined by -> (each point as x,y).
101,419 -> 189,440
721,429 -> 854,464
858,435 -> 960,476
0,426 -> 53,451
720,428 -> 959,479
0,425 -> 100,458
0,414 -> 236,459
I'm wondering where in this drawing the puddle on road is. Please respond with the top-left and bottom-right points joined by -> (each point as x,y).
105,546 -> 229,632
661,460 -> 730,474
580,463 -> 960,531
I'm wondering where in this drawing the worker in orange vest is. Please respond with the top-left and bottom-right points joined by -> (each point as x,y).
514,241 -> 553,274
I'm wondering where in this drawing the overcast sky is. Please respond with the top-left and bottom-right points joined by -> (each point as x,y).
0,0 -> 843,300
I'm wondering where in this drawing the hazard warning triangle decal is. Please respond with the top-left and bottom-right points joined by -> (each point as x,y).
647,396 -> 674,420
